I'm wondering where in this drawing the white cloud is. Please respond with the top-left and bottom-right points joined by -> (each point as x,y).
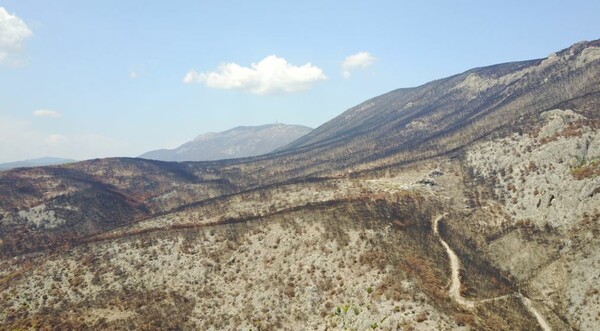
129,70 -> 138,79
33,109 -> 62,118
44,134 -> 68,145
183,55 -> 326,95
0,7 -> 32,63
341,52 -> 375,78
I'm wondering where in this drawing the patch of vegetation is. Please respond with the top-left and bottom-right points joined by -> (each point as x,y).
571,158 -> 600,180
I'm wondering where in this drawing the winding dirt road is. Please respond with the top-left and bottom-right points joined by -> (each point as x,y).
432,214 -> 552,331
432,214 -> 475,309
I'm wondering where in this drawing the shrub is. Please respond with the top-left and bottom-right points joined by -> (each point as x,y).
571,158 -> 600,180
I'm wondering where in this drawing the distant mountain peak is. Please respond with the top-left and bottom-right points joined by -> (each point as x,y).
140,123 -> 312,162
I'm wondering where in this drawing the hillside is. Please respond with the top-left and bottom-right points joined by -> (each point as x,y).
139,124 -> 312,162
270,40 -> 600,174
1,40 -> 600,330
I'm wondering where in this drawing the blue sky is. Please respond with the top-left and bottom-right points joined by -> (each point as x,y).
1,1 -> 599,162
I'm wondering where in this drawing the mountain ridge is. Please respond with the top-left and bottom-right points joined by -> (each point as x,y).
139,123 -> 312,162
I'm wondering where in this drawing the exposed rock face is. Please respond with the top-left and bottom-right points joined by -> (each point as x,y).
467,109 -> 600,230
139,124 -> 312,162
1,40 -> 600,330
465,109 -> 600,329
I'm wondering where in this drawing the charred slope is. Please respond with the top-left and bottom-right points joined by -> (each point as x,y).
0,158 -> 236,257
271,40 -> 600,170
1,195 -> 540,330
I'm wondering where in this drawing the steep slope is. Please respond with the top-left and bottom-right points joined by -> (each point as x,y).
459,108 -> 600,330
266,40 -> 600,176
139,123 -> 312,162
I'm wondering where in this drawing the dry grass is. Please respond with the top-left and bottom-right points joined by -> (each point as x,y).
571,159 -> 600,180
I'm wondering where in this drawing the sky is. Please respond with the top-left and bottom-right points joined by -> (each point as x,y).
1,1 -> 599,163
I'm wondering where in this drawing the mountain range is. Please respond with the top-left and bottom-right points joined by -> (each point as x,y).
1,40 -> 599,330
139,123 -> 312,162
0,157 -> 76,171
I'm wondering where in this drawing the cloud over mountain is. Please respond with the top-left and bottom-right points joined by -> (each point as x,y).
183,55 -> 326,95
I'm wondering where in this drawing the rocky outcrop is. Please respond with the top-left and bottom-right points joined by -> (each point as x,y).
466,109 -> 600,329
467,109 -> 600,230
